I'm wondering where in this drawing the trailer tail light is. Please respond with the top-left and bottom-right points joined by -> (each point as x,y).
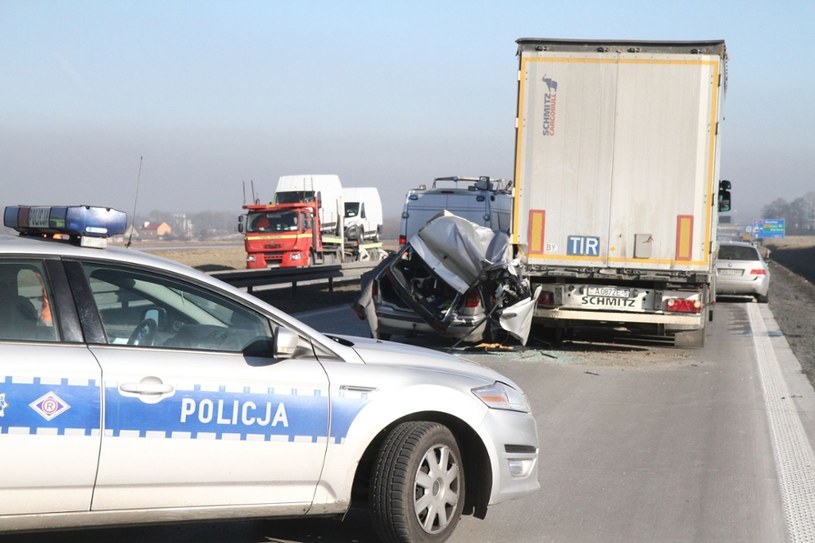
537,291 -> 555,307
464,292 -> 481,308
665,298 -> 702,314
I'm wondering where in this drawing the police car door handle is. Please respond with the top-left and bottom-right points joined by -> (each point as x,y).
120,377 -> 174,395
340,385 -> 378,393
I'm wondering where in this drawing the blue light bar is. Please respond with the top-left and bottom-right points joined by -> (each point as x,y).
4,205 -> 128,238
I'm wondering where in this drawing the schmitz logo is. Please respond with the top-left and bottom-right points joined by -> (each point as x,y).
542,75 -> 558,136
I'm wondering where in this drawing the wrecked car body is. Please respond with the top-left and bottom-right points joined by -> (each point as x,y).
354,212 -> 540,344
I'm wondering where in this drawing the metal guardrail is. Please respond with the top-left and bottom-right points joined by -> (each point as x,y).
211,263 -> 374,294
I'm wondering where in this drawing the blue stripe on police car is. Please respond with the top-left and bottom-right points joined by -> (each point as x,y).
105,384 -> 370,443
0,376 -> 100,435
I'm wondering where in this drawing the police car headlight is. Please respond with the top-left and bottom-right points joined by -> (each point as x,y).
472,382 -> 530,413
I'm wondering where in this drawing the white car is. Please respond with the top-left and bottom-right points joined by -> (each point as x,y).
716,240 -> 771,303
0,205 -> 539,541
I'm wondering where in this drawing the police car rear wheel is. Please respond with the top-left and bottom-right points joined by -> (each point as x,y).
370,421 -> 464,543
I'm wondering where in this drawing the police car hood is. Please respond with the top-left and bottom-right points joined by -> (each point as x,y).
334,335 -> 512,385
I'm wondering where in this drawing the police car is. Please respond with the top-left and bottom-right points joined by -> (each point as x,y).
0,205 -> 539,541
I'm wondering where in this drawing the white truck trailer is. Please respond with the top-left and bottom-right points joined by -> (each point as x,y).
512,38 -> 731,347
273,174 -> 343,235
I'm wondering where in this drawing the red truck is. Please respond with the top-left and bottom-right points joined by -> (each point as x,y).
240,201 -> 344,268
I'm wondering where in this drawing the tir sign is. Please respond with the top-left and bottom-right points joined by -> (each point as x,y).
567,235 -> 600,256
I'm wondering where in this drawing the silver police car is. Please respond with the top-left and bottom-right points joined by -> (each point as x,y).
0,205 -> 539,541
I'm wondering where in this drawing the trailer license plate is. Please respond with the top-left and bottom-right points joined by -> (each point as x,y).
586,286 -> 630,298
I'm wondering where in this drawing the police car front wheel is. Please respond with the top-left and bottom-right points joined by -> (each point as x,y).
370,421 -> 465,543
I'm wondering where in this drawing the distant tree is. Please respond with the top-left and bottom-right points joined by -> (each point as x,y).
805,192 -> 815,233
789,198 -> 809,234
761,193 -> 815,235
761,198 -> 789,221
189,211 -> 238,235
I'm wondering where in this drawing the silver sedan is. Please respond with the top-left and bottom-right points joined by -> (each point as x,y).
715,241 -> 771,303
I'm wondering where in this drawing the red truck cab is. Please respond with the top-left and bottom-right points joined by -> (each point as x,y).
242,203 -> 319,268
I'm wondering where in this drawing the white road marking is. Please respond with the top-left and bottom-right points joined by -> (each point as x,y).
749,302 -> 815,542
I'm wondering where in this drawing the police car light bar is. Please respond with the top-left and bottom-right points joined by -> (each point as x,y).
4,205 -> 128,247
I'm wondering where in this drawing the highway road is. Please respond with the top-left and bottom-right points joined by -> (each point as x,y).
2,301 -> 813,542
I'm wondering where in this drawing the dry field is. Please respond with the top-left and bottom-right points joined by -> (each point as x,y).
764,236 -> 815,284
139,242 -> 362,315
141,243 -> 247,271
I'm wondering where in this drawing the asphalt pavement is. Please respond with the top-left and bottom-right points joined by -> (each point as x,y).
293,301 -> 814,543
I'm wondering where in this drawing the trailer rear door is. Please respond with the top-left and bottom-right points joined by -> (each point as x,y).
514,41 -> 725,273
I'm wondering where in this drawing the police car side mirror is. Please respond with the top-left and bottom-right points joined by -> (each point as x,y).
273,326 -> 299,359
243,338 -> 277,359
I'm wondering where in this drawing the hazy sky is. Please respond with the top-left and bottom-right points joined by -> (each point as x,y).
2,1 -> 813,223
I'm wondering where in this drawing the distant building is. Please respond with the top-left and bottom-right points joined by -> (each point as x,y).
170,213 -> 193,239
139,221 -> 172,240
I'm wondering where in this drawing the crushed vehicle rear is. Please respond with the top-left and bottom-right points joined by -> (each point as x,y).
355,212 -> 540,345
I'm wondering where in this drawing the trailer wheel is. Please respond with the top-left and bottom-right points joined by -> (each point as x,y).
370,421 -> 464,543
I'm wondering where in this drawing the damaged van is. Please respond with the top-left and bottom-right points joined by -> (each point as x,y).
354,212 -> 540,345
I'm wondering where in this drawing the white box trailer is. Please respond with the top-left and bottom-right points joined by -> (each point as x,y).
274,174 -> 343,235
513,39 -> 730,346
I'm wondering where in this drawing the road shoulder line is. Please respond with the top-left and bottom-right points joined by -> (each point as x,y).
749,302 -> 815,541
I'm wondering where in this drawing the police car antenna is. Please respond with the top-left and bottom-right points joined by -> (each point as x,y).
126,156 -> 144,248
